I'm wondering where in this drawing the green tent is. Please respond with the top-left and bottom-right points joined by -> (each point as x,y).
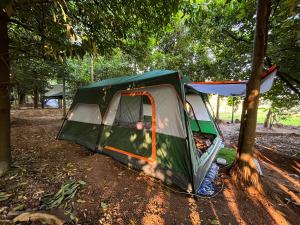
57,70 -> 223,193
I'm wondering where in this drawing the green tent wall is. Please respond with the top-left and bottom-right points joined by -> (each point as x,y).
57,70 -> 223,193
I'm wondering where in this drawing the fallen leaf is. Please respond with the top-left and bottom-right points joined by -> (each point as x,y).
129,218 -> 137,225
13,204 -> 25,211
9,173 -> 18,180
100,202 -> 108,212
0,192 -> 12,202
209,218 -> 220,225
77,199 -> 86,203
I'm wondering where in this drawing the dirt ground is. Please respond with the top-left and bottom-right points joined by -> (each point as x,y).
219,122 -> 300,157
0,109 -> 299,225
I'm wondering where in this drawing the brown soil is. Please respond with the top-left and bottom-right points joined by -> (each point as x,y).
219,122 -> 300,156
0,109 -> 299,225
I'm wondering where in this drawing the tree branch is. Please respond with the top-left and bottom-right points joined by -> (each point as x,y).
270,0 -> 281,19
9,18 -> 34,32
279,71 -> 300,85
13,0 -> 54,8
278,71 -> 300,95
222,29 -> 252,45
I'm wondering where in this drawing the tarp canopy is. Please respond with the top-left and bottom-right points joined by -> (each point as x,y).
188,66 -> 277,96
44,84 -> 63,97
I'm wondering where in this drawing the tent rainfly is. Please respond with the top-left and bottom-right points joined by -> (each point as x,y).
57,67 -> 277,193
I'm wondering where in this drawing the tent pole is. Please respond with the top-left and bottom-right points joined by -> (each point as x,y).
56,106 -> 71,140
181,84 -> 195,194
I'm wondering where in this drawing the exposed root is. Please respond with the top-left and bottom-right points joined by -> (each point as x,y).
231,153 -> 263,192
13,211 -> 68,225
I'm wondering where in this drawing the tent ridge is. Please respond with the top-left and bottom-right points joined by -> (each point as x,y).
81,69 -> 178,89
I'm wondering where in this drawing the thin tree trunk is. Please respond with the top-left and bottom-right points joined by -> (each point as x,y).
62,75 -> 66,118
0,9 -> 11,176
41,97 -> 44,109
231,97 -> 235,123
12,88 -> 17,109
216,95 -> 220,120
270,114 -> 275,128
233,0 -> 271,188
237,99 -> 247,154
90,54 -> 94,83
33,87 -> 39,109
263,108 -> 272,128
18,92 -> 25,106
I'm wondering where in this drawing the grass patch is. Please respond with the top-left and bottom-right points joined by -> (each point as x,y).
219,108 -> 300,126
216,147 -> 237,166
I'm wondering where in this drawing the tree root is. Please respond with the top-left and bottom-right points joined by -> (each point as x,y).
13,211 -> 68,225
230,156 -> 263,192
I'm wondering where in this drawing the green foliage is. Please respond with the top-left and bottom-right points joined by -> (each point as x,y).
66,56 -> 91,89
262,77 -> 300,120
216,147 -> 237,166
267,0 -> 300,83
8,0 -> 180,59
0,0 -> 11,7
4,0 -> 299,116
40,180 -> 85,209
7,0 -> 180,99
227,96 -> 241,111
11,58 -> 62,97
66,50 -> 136,88
259,0 -> 300,115
219,107 -> 300,126
93,49 -> 136,80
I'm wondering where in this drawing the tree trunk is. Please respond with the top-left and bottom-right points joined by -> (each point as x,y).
33,87 -> 39,109
90,54 -> 94,83
233,0 -> 271,188
270,114 -> 275,128
231,97 -> 235,123
263,108 -> 272,128
18,89 -> 25,106
62,75 -> 66,118
216,95 -> 220,120
237,98 -> 247,153
0,10 -> 11,176
41,97 -> 44,109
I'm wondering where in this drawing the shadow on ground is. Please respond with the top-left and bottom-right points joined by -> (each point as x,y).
0,109 -> 299,225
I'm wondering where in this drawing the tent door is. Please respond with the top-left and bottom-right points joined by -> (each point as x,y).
102,91 -> 157,163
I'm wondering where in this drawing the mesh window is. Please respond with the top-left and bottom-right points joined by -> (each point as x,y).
113,95 -> 152,130
114,95 -> 142,127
